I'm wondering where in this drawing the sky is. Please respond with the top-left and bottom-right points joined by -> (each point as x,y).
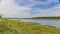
0,0 -> 60,18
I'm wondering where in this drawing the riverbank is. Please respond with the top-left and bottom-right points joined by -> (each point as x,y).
0,18 -> 60,34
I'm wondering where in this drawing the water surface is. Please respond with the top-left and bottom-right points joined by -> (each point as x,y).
20,19 -> 60,27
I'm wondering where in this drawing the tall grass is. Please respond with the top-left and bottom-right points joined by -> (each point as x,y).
0,18 -> 60,34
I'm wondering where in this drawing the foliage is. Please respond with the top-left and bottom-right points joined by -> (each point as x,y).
0,16 -> 2,18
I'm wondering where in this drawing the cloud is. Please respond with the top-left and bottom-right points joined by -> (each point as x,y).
15,0 -> 59,9
0,0 -> 32,18
0,0 -> 60,18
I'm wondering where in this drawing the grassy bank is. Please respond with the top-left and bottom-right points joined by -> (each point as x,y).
0,18 -> 60,34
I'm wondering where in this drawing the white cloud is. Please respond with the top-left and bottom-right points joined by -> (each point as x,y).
0,0 -> 32,18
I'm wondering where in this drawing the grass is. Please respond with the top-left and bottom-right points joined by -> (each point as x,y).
0,18 -> 60,34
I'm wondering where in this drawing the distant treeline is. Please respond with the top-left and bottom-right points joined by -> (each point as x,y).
31,17 -> 60,19
3,17 -> 60,19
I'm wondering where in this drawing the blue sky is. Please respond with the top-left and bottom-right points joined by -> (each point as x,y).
0,0 -> 60,18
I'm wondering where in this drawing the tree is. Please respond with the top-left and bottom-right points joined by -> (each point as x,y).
0,16 -> 2,18
0,14 -> 2,18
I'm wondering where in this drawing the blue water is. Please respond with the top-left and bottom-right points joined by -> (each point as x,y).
20,19 -> 60,27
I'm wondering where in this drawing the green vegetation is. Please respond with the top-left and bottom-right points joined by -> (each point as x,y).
0,14 -> 2,18
0,16 -> 2,18
0,18 -> 60,34
31,17 -> 60,19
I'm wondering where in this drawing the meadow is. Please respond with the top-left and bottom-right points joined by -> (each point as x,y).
0,18 -> 60,34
